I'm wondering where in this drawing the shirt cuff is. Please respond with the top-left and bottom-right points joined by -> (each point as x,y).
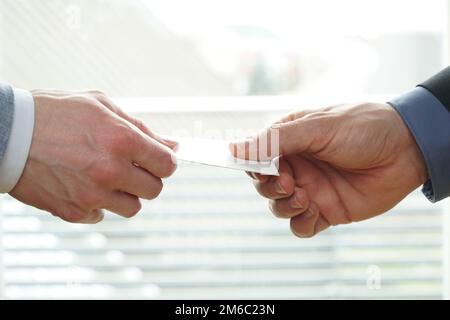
0,88 -> 35,193
388,86 -> 450,202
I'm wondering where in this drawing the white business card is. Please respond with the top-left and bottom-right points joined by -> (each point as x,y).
170,136 -> 279,176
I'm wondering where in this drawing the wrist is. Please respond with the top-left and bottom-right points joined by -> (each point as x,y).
387,103 -> 428,187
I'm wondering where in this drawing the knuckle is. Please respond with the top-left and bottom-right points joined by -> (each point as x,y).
60,209 -> 89,224
92,161 -> 121,187
292,190 -> 309,211
76,191 -> 103,210
74,94 -> 102,110
93,211 -> 105,223
108,127 -> 136,154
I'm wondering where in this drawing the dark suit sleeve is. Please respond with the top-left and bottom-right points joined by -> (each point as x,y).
388,67 -> 450,202
419,66 -> 450,112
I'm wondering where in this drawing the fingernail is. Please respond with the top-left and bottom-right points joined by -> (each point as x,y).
289,196 -> 303,209
164,138 -> 178,148
257,174 -> 269,183
170,151 -> 178,168
275,182 -> 287,195
171,143 -> 179,152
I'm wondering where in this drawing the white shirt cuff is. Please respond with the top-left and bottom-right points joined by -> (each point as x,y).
0,88 -> 35,193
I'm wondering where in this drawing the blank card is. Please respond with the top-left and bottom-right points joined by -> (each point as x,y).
170,136 -> 279,176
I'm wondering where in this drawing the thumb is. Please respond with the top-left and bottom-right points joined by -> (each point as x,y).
230,117 -> 321,161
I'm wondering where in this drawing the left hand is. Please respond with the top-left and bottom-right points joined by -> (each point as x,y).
10,89 -> 178,224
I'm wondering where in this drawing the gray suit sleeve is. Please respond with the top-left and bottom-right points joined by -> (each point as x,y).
0,83 -> 14,161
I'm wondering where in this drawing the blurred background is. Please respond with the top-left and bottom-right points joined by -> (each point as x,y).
0,0 -> 448,299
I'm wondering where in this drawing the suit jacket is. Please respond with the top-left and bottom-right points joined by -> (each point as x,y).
420,67 -> 450,112
0,83 -> 34,193
0,83 -> 14,161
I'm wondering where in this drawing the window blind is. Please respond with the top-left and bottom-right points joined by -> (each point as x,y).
0,108 -> 444,299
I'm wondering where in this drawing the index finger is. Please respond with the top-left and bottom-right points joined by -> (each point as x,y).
131,132 -> 177,178
95,93 -> 179,151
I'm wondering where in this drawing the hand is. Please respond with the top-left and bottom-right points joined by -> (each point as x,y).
230,103 -> 428,237
10,90 -> 177,224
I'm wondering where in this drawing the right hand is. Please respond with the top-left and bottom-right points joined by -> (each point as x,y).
10,90 -> 177,224
231,103 -> 428,237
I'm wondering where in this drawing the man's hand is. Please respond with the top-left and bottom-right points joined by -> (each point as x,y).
230,103 -> 428,237
10,90 -> 177,224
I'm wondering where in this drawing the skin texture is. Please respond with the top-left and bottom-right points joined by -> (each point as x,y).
230,103 -> 428,238
10,90 -> 178,224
